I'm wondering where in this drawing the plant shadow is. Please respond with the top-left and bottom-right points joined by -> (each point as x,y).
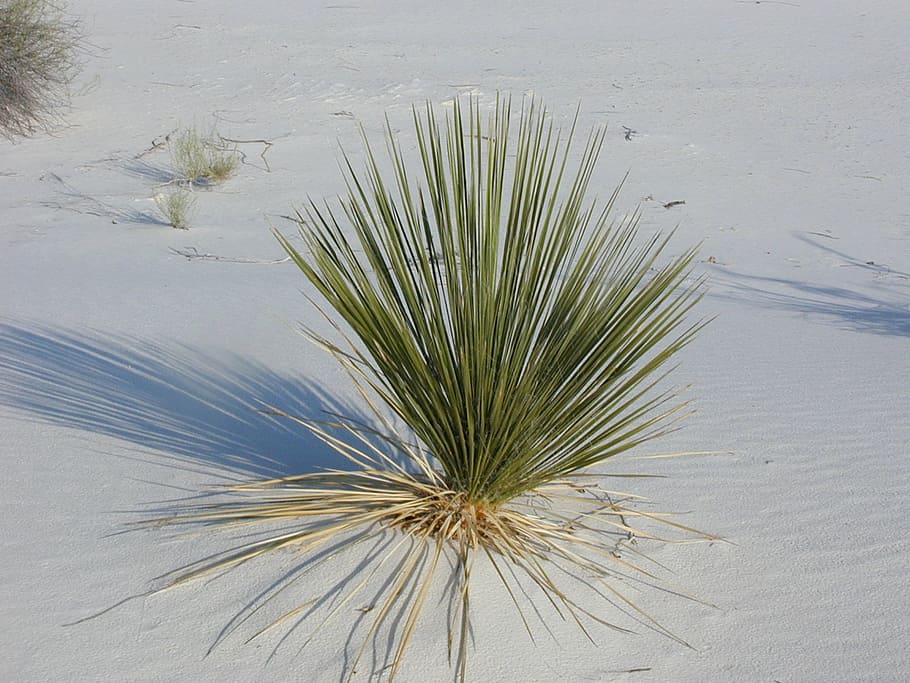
110,205 -> 172,227
713,234 -> 910,337
39,170 -> 173,227
2,320 -> 435,676
0,320 -> 366,478
122,158 -> 179,185
122,159 -> 219,189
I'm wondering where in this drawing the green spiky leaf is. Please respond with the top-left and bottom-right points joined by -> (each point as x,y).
278,95 -> 704,504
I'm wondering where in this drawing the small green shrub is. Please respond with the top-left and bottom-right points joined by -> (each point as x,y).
155,188 -> 195,230
169,126 -> 239,184
0,0 -> 83,139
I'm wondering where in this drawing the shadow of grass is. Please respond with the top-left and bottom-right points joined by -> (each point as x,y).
712,234 -> 910,336
714,270 -> 910,336
0,320 -> 365,478
122,158 -> 179,184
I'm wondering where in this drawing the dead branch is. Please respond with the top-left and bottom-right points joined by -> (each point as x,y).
134,129 -> 176,159
169,246 -> 290,264
219,136 -> 275,172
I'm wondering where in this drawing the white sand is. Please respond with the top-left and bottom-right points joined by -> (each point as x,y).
2,1 -> 909,681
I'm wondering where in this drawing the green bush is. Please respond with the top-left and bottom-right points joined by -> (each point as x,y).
0,0 -> 82,139
152,97 -> 711,680
155,187 -> 195,230
169,126 -> 239,184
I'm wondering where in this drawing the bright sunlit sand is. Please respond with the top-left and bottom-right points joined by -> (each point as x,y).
2,2 -> 909,681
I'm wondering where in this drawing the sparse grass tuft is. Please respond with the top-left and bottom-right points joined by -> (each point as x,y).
0,0 -> 83,139
148,96 -> 713,680
155,187 -> 195,230
169,126 -> 239,185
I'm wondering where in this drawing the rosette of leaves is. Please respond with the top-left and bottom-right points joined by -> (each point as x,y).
153,96 -> 711,681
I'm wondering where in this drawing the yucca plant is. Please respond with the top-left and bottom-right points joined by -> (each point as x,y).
150,96 -> 711,680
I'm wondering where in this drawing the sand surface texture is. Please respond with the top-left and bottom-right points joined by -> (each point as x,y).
2,2 -> 909,681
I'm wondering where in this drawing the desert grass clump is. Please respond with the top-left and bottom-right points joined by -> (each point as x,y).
148,97 -> 712,680
169,126 -> 239,185
154,187 -> 195,230
0,0 -> 83,139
